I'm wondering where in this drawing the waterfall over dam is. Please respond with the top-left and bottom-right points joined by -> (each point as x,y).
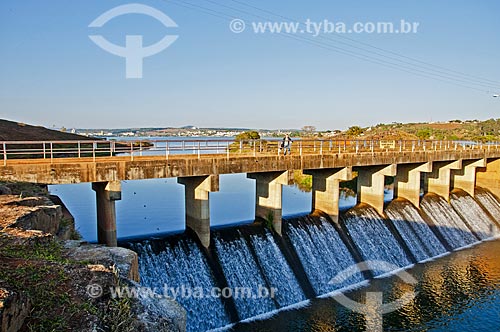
127,187 -> 500,332
386,199 -> 447,262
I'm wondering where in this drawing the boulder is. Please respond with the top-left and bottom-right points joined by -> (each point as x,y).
131,283 -> 187,332
63,241 -> 140,282
63,242 -> 186,331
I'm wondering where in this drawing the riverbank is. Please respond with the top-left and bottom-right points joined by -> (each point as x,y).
0,181 -> 186,332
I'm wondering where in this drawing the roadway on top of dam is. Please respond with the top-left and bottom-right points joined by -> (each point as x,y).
1,139 -> 499,184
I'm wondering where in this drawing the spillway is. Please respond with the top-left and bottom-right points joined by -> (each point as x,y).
128,188 -> 500,331
450,190 -> 499,239
284,216 -> 364,295
342,205 -> 413,274
420,193 -> 479,249
386,199 -> 447,262
130,238 -> 230,332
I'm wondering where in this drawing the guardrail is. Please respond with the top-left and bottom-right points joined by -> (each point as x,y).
1,138 -> 499,166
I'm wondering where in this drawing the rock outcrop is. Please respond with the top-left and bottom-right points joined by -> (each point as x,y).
0,286 -> 31,332
0,183 -> 186,332
0,194 -> 74,241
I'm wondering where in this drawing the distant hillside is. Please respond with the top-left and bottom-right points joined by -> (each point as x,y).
0,119 -> 96,141
337,119 -> 500,142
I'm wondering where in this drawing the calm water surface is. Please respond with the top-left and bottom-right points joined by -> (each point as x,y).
50,173 -> 332,242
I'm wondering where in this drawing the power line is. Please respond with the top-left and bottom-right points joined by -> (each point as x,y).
161,0 -> 230,20
214,0 -> 499,89
159,0 -> 497,93
227,0 -> 500,86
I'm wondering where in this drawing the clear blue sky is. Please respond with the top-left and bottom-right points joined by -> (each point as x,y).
1,0 -> 499,130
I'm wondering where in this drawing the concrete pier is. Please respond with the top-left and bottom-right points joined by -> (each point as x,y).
305,167 -> 352,222
247,171 -> 288,235
92,181 -> 121,247
178,175 -> 219,248
356,164 -> 397,215
424,160 -> 462,201
452,159 -> 486,196
476,158 -> 500,198
394,162 -> 432,207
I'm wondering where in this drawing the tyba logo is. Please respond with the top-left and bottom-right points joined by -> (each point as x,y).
89,3 -> 178,78
329,260 -> 418,332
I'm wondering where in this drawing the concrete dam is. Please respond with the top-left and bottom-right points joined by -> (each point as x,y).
2,138 -> 500,331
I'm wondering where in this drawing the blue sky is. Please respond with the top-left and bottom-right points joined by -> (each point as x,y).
1,0 -> 499,130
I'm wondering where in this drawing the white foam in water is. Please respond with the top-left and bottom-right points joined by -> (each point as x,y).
214,235 -> 276,320
250,231 -> 306,307
206,299 -> 312,332
343,207 -> 412,273
318,279 -> 371,299
386,202 -> 447,262
420,195 -> 478,249
132,241 -> 230,332
450,192 -> 499,239
286,217 -> 364,295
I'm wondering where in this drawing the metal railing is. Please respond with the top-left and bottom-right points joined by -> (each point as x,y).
1,138 -> 499,165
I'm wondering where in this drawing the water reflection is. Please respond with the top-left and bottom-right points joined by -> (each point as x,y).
229,240 -> 500,331
49,170 -> 395,242
50,174 -> 313,242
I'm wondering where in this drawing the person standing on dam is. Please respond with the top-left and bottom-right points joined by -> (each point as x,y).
282,134 -> 292,155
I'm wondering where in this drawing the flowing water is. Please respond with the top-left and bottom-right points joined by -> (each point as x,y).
214,234 -> 277,320
476,188 -> 500,220
420,193 -> 479,249
47,133 -> 500,332
124,187 -> 500,331
213,227 -> 306,321
450,190 -> 500,239
284,216 -> 364,295
130,239 -> 230,332
386,199 -> 447,262
249,231 -> 306,307
229,239 -> 500,332
342,206 -> 412,273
